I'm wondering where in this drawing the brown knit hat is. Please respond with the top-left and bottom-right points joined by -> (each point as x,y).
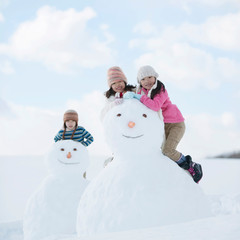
107,66 -> 127,87
63,109 -> 78,123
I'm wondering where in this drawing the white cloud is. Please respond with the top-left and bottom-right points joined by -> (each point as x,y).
130,12 -> 240,89
0,6 -> 115,73
133,21 -> 158,36
180,112 -> 240,158
131,11 -> 240,52
221,112 -> 236,127
235,90 -> 240,99
0,91 -> 111,157
169,0 -> 240,9
99,24 -> 115,44
0,97 -> 14,118
132,40 -> 238,89
0,13 -> 4,22
100,24 -> 109,31
178,12 -> 240,51
190,0 -> 240,7
0,60 -> 14,74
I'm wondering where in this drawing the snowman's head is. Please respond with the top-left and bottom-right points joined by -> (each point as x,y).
46,140 -> 89,176
103,99 -> 164,156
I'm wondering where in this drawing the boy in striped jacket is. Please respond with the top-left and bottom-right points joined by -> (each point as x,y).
54,109 -> 94,147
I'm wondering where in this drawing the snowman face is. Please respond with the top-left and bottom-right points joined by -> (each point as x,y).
103,99 -> 163,155
115,112 -> 146,139
57,146 -> 81,165
46,140 -> 89,175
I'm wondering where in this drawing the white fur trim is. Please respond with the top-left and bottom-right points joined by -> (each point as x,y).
136,85 -> 142,95
147,79 -> 158,98
115,92 -> 121,98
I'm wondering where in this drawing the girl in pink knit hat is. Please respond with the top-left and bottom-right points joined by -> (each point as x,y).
124,65 -> 203,183
101,66 -> 136,167
101,66 -> 135,120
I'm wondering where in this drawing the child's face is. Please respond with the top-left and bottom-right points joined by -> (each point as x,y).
111,81 -> 125,93
65,120 -> 76,130
140,76 -> 156,90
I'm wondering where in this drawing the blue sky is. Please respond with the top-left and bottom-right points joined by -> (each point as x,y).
0,0 -> 240,157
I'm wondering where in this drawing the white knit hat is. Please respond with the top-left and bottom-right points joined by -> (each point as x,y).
137,65 -> 159,98
137,65 -> 159,83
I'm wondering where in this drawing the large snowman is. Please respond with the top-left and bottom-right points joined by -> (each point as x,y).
23,140 -> 89,240
76,99 -> 211,235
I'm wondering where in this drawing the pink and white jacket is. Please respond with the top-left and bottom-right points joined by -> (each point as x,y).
138,88 -> 184,123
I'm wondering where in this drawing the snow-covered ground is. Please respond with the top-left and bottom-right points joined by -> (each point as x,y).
0,155 -> 240,240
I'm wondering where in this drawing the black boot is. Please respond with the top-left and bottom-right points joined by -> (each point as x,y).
178,155 -> 203,183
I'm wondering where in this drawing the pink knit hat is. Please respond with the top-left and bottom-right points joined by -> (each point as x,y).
107,66 -> 127,87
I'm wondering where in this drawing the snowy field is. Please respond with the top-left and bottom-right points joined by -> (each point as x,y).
0,155 -> 240,240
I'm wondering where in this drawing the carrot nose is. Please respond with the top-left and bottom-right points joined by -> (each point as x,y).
67,152 -> 72,159
128,121 -> 135,128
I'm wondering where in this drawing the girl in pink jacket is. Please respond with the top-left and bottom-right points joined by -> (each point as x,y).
124,65 -> 202,183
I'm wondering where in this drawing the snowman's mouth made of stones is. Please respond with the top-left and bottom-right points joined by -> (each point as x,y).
57,159 -> 81,165
122,134 -> 144,139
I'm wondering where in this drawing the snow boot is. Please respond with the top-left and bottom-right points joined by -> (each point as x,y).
178,155 -> 203,183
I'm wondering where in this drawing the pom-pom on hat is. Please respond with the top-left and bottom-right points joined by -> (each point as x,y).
63,109 -> 78,123
107,66 -> 127,87
137,65 -> 159,83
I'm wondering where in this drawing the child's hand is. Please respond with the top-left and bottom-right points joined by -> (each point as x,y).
123,92 -> 135,99
123,92 -> 141,101
133,94 -> 142,101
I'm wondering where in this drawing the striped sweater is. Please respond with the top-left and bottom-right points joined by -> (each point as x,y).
54,126 -> 94,147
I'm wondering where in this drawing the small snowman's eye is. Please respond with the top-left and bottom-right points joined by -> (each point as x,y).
73,148 -> 77,151
60,148 -> 65,151
117,113 -> 121,117
143,114 -> 147,118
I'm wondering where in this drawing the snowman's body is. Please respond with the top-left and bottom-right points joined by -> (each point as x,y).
76,99 -> 211,235
23,140 -> 89,240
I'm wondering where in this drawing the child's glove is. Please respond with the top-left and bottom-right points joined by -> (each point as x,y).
133,93 -> 142,101
123,92 -> 141,101
123,92 -> 135,99
114,98 -> 123,105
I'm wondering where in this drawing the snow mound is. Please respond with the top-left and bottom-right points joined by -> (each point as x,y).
2,212 -> 240,240
209,193 -> 240,215
23,140 -> 89,240
0,221 -> 23,240
76,99 -> 212,235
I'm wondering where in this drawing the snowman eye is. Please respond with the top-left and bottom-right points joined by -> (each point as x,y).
73,148 -> 77,151
117,113 -> 121,117
143,114 -> 147,118
60,148 -> 65,151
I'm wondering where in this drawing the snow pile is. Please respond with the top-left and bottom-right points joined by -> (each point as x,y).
23,140 -> 89,240
0,221 -> 23,240
210,193 -> 240,215
76,99 -> 212,235
2,213 -> 240,240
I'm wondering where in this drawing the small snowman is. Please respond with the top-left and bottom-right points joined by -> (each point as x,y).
23,140 -> 89,240
76,99 -> 211,235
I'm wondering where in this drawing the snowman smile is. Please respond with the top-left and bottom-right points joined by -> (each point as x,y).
122,134 -> 144,139
57,159 -> 80,165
